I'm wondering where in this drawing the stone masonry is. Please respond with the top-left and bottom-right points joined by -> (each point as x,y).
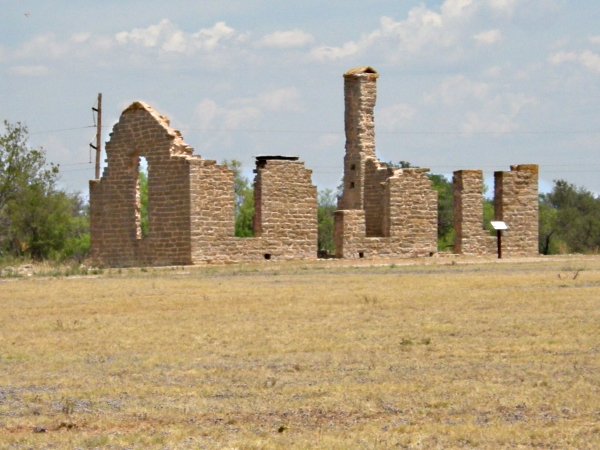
90,102 -> 317,266
453,170 -> 496,256
494,164 -> 539,256
334,67 -> 438,259
90,68 -> 539,266
453,165 -> 539,257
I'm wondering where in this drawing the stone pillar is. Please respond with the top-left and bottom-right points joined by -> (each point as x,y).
494,164 -> 539,256
339,66 -> 379,210
453,170 -> 495,255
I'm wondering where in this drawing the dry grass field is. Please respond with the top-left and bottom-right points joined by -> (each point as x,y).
1,257 -> 600,449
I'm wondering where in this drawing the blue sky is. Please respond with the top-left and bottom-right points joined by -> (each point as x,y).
1,0 -> 599,195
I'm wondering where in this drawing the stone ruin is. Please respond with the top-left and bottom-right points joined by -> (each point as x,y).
89,67 -> 539,267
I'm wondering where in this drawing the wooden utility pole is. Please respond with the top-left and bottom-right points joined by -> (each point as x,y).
92,93 -> 102,179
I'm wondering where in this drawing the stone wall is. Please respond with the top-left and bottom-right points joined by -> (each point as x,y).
453,166 -> 539,257
91,103 -> 317,267
90,102 -> 196,267
91,68 -> 539,266
339,66 -> 378,211
453,170 -> 496,255
334,67 -> 439,259
494,165 -> 539,256
189,157 -> 318,263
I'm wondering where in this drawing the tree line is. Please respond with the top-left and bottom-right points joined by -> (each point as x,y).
0,121 -> 596,263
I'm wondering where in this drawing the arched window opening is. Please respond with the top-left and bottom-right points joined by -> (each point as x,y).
137,156 -> 149,239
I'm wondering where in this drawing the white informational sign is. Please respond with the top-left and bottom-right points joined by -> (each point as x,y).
490,221 -> 508,230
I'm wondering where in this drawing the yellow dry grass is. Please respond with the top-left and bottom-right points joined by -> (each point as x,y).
1,258 -> 600,449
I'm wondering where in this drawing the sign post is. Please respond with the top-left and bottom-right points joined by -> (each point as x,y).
490,221 -> 508,259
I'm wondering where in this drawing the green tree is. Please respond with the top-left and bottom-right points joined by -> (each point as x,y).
318,188 -> 337,255
0,121 -> 77,260
221,159 -> 254,237
540,180 -> 600,254
427,173 -> 454,250
139,171 -> 148,238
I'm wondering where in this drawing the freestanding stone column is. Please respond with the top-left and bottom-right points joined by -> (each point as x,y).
453,170 -> 495,255
494,164 -> 539,256
339,66 -> 379,210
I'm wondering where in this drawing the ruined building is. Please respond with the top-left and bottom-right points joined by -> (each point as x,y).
90,67 -> 538,267
453,166 -> 539,257
334,67 -> 439,259
89,103 -> 317,266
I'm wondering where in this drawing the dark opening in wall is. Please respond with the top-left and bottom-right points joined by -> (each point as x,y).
351,164 -> 356,170
359,252 -> 364,258
349,182 -> 355,189
264,253 -> 271,260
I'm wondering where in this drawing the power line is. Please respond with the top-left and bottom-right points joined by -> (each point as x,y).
29,125 -> 95,135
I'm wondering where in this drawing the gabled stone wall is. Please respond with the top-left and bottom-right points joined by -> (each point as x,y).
90,102 -> 196,267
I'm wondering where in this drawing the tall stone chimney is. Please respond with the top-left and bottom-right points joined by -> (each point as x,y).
339,66 -> 379,210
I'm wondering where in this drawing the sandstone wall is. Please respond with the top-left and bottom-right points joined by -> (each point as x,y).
90,102 -> 196,267
494,165 -> 539,256
364,158 -> 393,237
188,157 -> 318,263
334,66 -> 438,259
91,104 -> 318,267
335,165 -> 438,259
453,170 -> 496,255
339,67 -> 378,211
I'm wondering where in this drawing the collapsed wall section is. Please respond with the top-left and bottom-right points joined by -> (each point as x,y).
335,166 -> 438,259
453,170 -> 495,255
494,164 -> 539,256
189,156 -> 317,263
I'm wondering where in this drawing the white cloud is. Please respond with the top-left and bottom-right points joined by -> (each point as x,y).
194,98 -> 262,130
591,36 -> 600,45
257,29 -> 314,48
549,50 -> 600,74
8,65 -> 49,76
230,87 -> 303,114
115,20 -> 235,53
309,0 -> 500,62
310,41 -> 359,60
115,19 -> 172,47
486,0 -> 519,15
192,22 -> 235,51
378,103 -> 417,130
460,93 -> 536,133
254,88 -> 302,112
424,75 -> 490,105
474,29 -> 502,44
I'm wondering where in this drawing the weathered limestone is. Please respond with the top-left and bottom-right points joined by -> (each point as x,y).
339,66 -> 378,211
453,166 -> 539,257
90,103 -> 317,266
334,67 -> 439,259
189,156 -> 318,263
90,102 -> 196,267
90,68 -> 539,266
494,165 -> 539,256
453,170 -> 496,255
